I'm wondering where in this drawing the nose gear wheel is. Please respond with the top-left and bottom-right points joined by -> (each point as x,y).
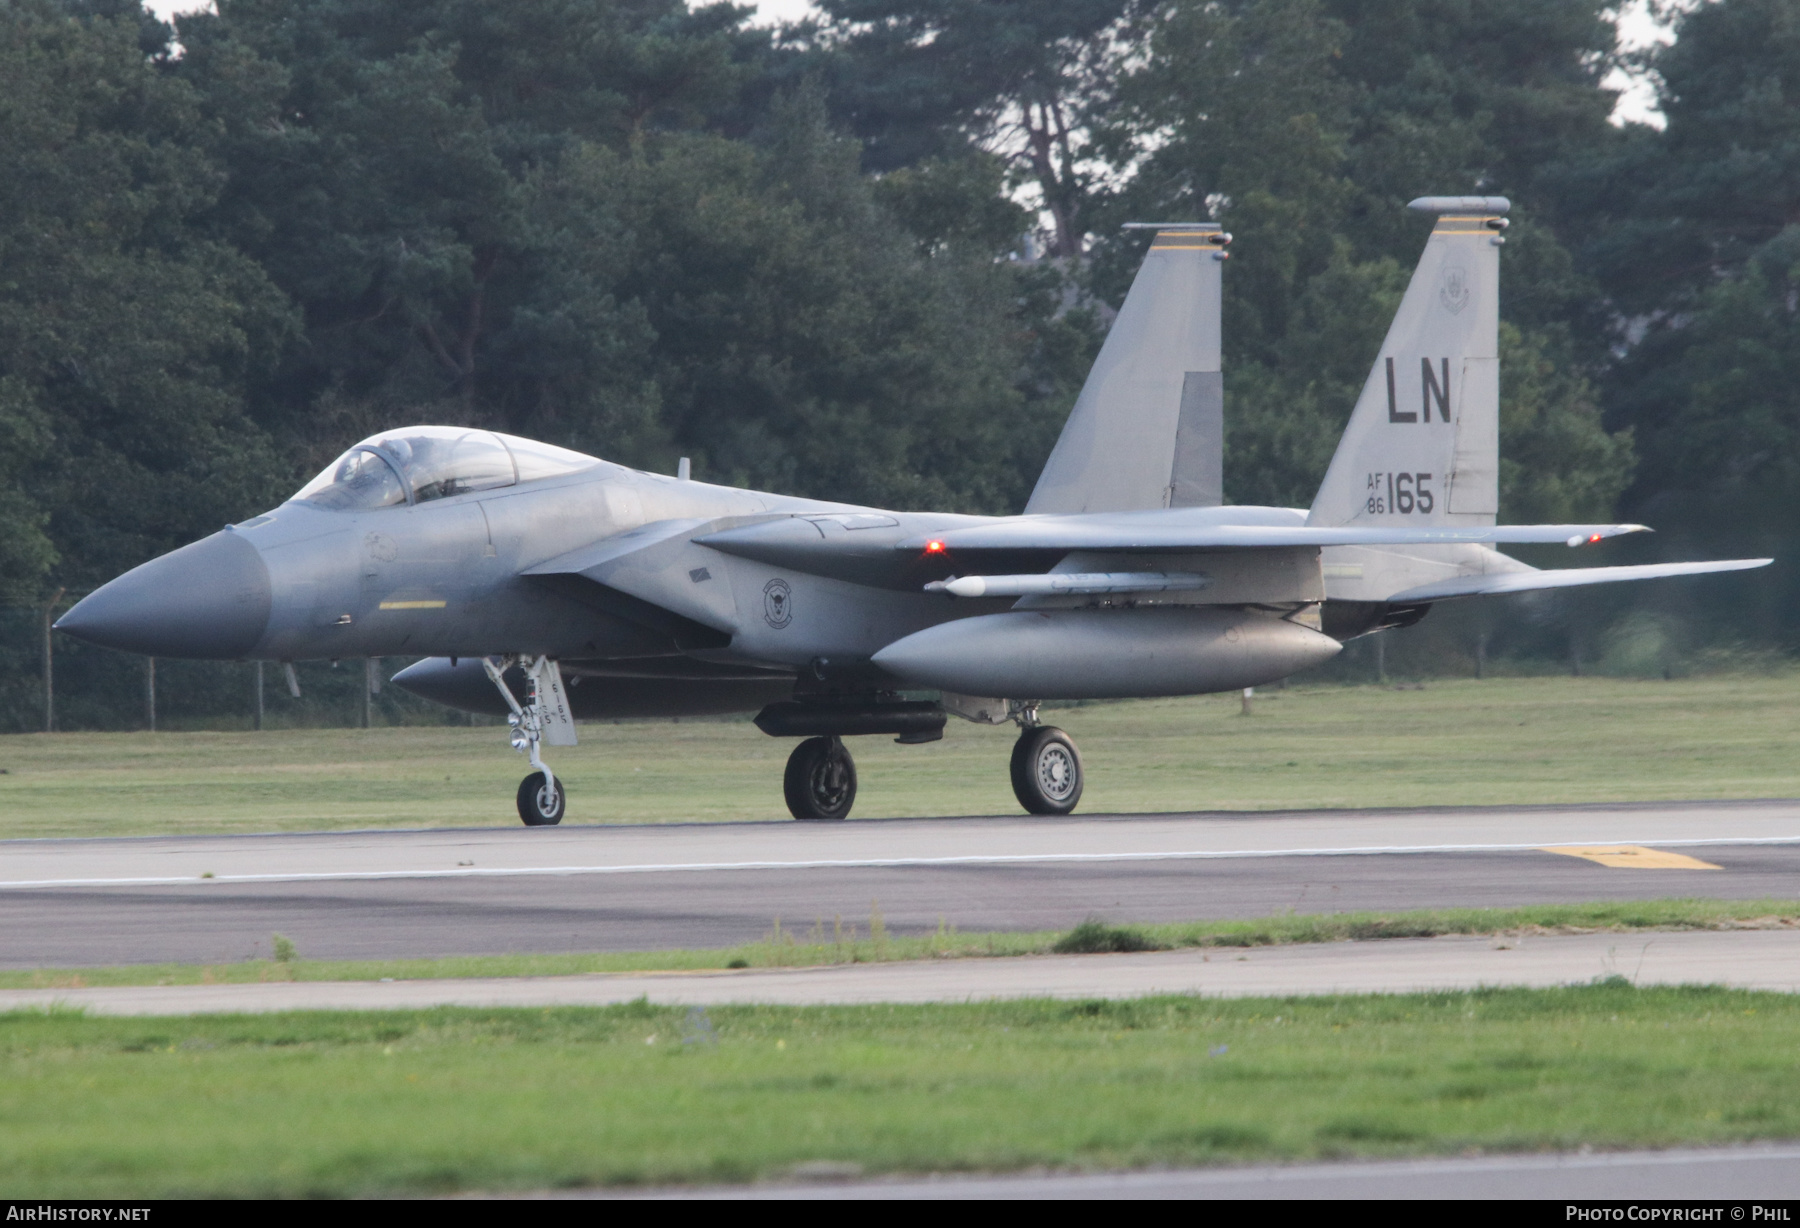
517,770 -> 566,826
1010,725 -> 1083,815
784,735 -> 857,820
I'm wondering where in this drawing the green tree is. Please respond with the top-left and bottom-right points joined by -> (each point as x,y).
176,0 -> 1067,511
0,377 -> 56,604
1583,0 -> 1800,509
805,0 -> 1134,257
0,0 -> 292,590
1496,322 -> 1633,522
1098,0 -> 1355,359
1576,0 -> 1800,318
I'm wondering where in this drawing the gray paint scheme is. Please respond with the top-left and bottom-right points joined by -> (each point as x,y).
55,197 -> 1768,750
871,607 -> 1339,698
1170,369 -> 1224,508
56,531 -> 270,659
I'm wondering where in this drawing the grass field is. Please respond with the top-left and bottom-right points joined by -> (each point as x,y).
4,984 -> 1798,1196
0,674 -> 1796,837
8,899 -> 1800,989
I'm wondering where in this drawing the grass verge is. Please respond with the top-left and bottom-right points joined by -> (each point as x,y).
1,675 -> 1797,836
8,898 -> 1798,989
5,984 -> 1800,1196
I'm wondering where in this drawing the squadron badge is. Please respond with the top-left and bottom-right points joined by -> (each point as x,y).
763,577 -> 793,629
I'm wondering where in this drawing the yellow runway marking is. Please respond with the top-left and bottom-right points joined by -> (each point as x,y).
1542,845 -> 1722,870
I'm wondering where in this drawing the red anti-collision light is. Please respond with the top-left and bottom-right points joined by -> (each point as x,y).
924,540 -> 946,554
1588,533 -> 1604,544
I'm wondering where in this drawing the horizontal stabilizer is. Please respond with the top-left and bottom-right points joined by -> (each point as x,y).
902,511 -> 1649,554
1388,558 -> 1772,603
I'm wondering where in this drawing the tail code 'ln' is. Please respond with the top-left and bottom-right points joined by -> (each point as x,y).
1387,357 -> 1453,424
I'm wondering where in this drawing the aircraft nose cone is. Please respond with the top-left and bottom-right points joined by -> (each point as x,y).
55,531 -> 272,659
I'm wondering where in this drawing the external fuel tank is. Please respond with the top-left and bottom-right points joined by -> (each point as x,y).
870,607 -> 1340,699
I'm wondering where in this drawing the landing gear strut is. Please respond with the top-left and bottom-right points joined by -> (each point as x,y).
784,735 -> 857,820
483,655 -> 571,826
1010,713 -> 1083,815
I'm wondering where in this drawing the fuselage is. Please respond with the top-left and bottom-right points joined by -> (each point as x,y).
55,429 -> 1341,707
56,447 -> 1000,669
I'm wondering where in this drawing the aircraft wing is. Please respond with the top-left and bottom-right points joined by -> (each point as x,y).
1387,558 -> 1772,603
896,512 -> 1650,553
696,510 -> 1658,590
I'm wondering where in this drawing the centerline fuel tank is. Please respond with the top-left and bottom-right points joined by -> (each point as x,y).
869,606 -> 1340,699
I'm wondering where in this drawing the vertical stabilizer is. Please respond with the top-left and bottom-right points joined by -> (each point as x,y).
1026,225 -> 1228,514
1308,197 -> 1508,528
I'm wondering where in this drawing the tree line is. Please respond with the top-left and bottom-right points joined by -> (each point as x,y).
1,0 -> 1794,729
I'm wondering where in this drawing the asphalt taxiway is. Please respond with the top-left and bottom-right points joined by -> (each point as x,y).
2,800 -> 1797,968
609,1146 -> 1800,1200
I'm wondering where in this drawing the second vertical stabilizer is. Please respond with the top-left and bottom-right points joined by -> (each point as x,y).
1308,197 -> 1507,528
1026,225 -> 1228,514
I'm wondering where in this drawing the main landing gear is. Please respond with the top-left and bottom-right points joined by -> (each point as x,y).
784,735 -> 857,820
1010,720 -> 1083,815
483,655 -> 571,826
767,699 -> 1084,821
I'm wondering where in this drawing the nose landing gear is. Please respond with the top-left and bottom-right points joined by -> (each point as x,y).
483,655 -> 577,826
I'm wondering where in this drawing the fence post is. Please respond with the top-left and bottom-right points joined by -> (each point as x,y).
254,660 -> 264,731
360,658 -> 373,729
146,657 -> 156,732
41,587 -> 63,733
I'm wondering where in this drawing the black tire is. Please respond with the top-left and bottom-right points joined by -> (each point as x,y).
1010,726 -> 1083,815
516,771 -> 566,826
784,736 -> 857,820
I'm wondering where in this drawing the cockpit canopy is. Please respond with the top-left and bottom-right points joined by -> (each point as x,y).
291,427 -> 601,511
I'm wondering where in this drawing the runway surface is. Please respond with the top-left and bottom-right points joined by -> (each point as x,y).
607,1146 -> 1800,1200
3,800 -> 1798,967
7,929 -> 1800,1015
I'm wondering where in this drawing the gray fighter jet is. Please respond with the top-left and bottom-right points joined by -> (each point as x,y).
57,197 -> 1770,824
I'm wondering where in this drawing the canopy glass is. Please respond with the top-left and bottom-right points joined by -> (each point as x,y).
292,428 -> 600,510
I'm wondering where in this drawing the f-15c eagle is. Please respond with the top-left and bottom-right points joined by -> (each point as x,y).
58,196 -> 1769,824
